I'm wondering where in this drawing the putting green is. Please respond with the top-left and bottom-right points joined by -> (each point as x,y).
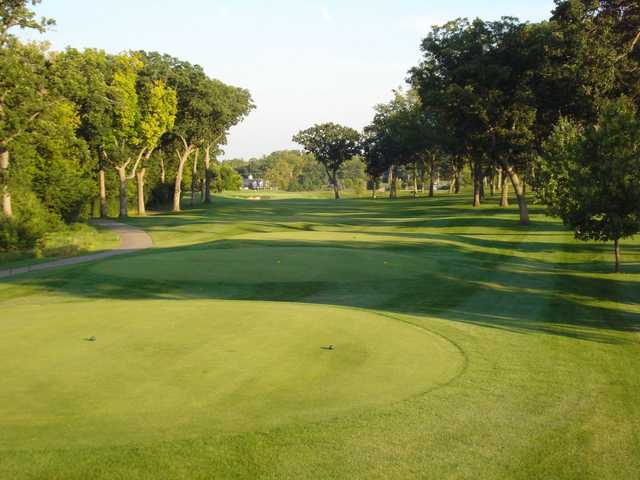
0,299 -> 462,450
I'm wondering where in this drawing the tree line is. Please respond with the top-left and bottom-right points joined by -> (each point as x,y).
227,149 -> 367,193
0,1 -> 253,250
292,0 -> 640,271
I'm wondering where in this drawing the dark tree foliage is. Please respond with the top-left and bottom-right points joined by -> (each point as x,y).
539,97 -> 640,272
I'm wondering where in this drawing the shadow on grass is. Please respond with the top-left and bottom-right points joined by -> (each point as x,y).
3,234 -> 638,346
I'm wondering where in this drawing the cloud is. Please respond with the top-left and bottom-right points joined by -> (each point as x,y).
319,5 -> 332,23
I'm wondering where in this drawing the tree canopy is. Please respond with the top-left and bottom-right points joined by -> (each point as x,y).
293,123 -> 361,199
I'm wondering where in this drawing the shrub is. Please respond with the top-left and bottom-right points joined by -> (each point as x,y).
0,190 -> 61,251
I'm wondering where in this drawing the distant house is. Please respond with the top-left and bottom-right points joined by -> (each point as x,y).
242,174 -> 268,190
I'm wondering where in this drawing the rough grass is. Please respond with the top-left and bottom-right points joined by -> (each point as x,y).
0,222 -> 119,270
0,191 -> 639,479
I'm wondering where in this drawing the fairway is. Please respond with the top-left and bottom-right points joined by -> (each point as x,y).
1,193 -> 639,479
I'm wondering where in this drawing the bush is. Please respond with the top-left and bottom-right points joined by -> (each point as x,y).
0,190 -> 61,251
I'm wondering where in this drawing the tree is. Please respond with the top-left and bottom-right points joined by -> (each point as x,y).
539,97 -> 640,272
410,18 -> 540,222
200,80 -> 253,204
101,53 -> 142,218
339,156 -> 367,194
134,80 -> 176,215
49,48 -> 113,217
0,39 -> 49,217
293,123 -> 361,199
0,0 -> 54,218
0,0 -> 54,47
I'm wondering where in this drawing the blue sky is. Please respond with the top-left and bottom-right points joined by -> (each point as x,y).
23,1 -> 556,159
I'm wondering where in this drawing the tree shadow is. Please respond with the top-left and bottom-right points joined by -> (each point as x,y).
3,235 -> 638,346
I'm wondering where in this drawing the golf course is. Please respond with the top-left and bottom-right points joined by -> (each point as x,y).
1,191 -> 639,479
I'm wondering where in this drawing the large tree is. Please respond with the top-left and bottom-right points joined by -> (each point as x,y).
293,123 -> 361,199
137,52 -> 253,212
200,79 -> 253,204
410,18 -> 541,222
0,39 -> 49,217
0,0 -> 54,218
49,48 -> 112,217
134,80 -> 176,215
540,97 -> 640,272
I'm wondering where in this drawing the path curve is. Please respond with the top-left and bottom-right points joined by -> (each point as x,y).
0,219 -> 152,279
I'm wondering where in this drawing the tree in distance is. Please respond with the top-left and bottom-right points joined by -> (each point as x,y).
293,123 -> 361,199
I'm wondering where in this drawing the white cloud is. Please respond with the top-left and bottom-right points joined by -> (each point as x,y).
319,5 -> 333,23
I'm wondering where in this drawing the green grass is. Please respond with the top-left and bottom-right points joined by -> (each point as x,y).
1,191 -> 639,479
0,222 -> 120,270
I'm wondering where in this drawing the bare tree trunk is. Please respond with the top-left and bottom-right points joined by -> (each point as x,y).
614,239 -> 621,273
472,162 -> 482,207
429,154 -> 435,198
490,168 -> 497,196
203,145 -> 212,204
500,172 -> 509,207
454,171 -> 461,194
412,161 -> 418,198
503,164 -> 529,225
371,177 -> 377,199
389,165 -> 398,199
173,143 -> 193,213
332,174 -> 340,199
136,168 -> 146,216
1,148 -> 12,217
116,166 -> 128,219
99,169 -> 108,218
191,149 -> 199,206
160,157 -> 166,184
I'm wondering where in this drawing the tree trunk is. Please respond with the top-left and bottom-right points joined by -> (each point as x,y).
489,169 -> 496,196
614,238 -> 621,273
99,168 -> 108,218
116,166 -> 128,219
1,148 -> 12,217
473,183 -> 481,207
191,149 -> 199,206
160,157 -> 166,184
389,165 -> 398,199
503,164 -> 529,225
173,146 -> 192,212
203,145 -> 212,204
500,172 -> 510,207
472,162 -> 482,207
332,174 -> 340,199
412,161 -> 418,198
454,171 -> 461,193
136,168 -> 146,216
429,155 -> 435,197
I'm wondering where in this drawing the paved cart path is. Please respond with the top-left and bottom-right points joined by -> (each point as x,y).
0,220 -> 153,279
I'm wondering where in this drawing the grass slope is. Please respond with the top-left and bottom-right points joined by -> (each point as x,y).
0,191 -> 639,479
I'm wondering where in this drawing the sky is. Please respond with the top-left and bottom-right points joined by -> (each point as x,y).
22,0 -> 556,159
